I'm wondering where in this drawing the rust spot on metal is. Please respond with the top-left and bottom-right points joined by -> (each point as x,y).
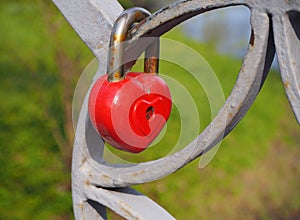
144,57 -> 159,74
119,201 -> 140,220
79,202 -> 85,217
131,169 -> 145,178
114,34 -> 126,42
81,157 -> 87,165
241,64 -> 246,73
80,202 -> 84,210
249,30 -> 255,46
284,81 -> 290,88
121,207 -> 134,218
113,35 -> 118,41
102,174 -> 110,179
135,11 -> 143,19
110,61 -> 114,67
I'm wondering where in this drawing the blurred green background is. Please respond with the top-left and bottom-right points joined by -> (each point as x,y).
1,0 -> 299,219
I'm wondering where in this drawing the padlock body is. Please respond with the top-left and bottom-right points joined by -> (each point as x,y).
88,72 -> 172,153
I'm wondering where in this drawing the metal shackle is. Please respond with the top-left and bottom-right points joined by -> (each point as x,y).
107,7 -> 160,82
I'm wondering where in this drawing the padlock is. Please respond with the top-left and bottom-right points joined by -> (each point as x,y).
88,7 -> 172,153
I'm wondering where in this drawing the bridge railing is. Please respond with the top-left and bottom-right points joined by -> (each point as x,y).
52,0 -> 300,219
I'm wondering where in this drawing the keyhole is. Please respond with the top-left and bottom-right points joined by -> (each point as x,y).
146,106 -> 154,120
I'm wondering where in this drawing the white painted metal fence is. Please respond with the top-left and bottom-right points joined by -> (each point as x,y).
52,0 -> 300,219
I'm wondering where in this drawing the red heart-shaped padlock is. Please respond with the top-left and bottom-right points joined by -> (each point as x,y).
88,72 -> 172,153
88,7 -> 172,153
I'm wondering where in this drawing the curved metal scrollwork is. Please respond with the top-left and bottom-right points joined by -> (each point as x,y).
53,0 -> 300,219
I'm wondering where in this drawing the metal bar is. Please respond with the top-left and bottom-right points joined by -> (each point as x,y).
107,7 -> 151,82
52,0 -> 123,58
273,11 -> 300,123
74,0 -> 274,188
85,186 -> 175,219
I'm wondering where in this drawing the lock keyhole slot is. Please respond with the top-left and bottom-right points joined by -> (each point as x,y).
146,106 -> 154,120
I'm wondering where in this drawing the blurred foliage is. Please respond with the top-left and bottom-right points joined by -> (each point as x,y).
0,1 -> 93,219
1,1 -> 300,220
118,0 -> 134,8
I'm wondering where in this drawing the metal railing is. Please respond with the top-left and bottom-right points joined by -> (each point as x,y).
52,0 -> 300,219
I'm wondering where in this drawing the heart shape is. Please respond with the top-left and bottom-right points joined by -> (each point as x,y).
88,72 -> 172,153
